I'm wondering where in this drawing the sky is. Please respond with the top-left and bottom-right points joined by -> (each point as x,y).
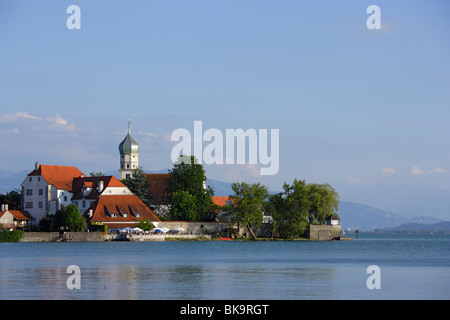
0,0 -> 449,219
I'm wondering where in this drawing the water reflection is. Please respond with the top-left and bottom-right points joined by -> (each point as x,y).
0,263 -> 340,300
2,238 -> 449,300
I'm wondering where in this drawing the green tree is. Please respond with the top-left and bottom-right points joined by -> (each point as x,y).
122,167 -> 151,207
89,171 -> 105,177
39,214 -> 55,232
224,182 -> 268,240
170,190 -> 198,221
53,204 -> 86,231
138,219 -> 155,231
307,183 -> 339,224
0,189 -> 22,210
272,179 -> 310,239
266,192 -> 285,239
166,155 -> 215,221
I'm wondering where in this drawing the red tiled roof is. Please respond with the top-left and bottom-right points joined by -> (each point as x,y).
0,210 -> 32,221
83,195 -> 160,223
72,176 -> 127,200
28,165 -> 85,191
145,173 -> 170,204
211,196 -> 230,207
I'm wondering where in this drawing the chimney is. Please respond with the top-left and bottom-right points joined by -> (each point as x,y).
89,209 -> 93,218
1,204 -> 4,212
35,162 -> 40,171
98,180 -> 104,193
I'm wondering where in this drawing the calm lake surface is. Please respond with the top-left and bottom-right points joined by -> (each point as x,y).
1,234 -> 449,300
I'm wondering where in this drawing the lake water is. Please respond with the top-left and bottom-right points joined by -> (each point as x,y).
0,234 -> 449,300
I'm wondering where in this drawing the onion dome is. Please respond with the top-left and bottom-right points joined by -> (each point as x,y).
119,126 -> 139,154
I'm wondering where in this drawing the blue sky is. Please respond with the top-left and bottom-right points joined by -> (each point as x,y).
0,1 -> 449,219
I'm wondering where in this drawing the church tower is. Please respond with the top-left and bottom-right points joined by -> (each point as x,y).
119,120 -> 139,180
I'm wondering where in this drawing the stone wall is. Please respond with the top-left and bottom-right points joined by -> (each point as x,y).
21,232 -> 105,242
307,225 -> 342,241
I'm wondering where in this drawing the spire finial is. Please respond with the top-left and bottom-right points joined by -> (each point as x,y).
127,119 -> 131,133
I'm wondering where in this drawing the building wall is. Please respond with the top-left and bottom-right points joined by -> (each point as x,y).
0,211 -> 13,226
21,175 -> 51,223
307,225 -> 342,240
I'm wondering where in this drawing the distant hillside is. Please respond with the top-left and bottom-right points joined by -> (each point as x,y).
0,170 -> 28,194
337,201 -> 407,231
380,221 -> 450,233
337,201 -> 447,231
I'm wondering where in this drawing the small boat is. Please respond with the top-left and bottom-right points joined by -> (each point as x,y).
219,237 -> 232,241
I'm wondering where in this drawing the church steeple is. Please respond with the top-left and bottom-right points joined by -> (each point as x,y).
119,120 -> 139,180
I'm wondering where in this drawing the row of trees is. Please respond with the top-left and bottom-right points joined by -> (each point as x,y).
223,179 -> 339,240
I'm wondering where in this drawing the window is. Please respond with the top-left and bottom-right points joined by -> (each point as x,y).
38,177 -> 41,182
26,189 -> 33,196
38,189 -> 43,196
136,213 -> 141,218
111,213 -> 118,218
127,164 -> 130,169
64,196 -> 67,202
82,200 -> 86,208
123,213 -> 128,218
29,177 -> 32,182
38,202 -> 43,209
25,202 -> 33,208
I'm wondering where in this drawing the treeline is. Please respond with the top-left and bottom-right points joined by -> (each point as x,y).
123,155 -> 339,240
223,179 -> 339,240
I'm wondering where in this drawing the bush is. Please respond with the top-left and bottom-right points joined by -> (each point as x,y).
0,230 -> 25,242
89,223 -> 107,232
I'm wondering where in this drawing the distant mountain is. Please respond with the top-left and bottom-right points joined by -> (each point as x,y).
0,170 -> 29,194
337,201 -> 407,231
337,201 -> 446,231
379,221 -> 450,233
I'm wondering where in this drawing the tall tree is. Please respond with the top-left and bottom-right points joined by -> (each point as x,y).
224,182 -> 268,240
121,167 -> 151,207
166,155 -> 215,221
0,189 -> 22,211
170,190 -> 198,221
53,204 -> 86,232
307,183 -> 339,224
271,179 -> 310,239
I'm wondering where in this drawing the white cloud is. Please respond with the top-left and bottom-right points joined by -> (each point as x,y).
137,130 -> 158,138
381,166 -> 395,175
46,114 -> 75,132
0,112 -> 76,133
0,112 -> 42,123
429,167 -> 448,174
410,165 -> 425,175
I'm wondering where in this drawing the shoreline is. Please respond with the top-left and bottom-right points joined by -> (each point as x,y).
2,231 -> 354,242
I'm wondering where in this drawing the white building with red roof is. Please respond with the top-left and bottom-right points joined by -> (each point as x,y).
21,162 -> 160,226
0,204 -> 33,229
